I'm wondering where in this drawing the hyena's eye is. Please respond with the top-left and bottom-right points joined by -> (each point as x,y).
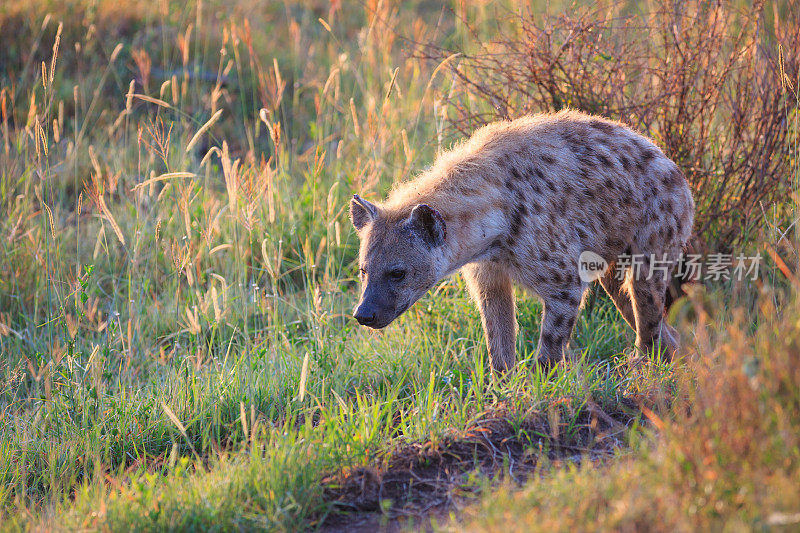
359,268 -> 366,278
388,269 -> 406,281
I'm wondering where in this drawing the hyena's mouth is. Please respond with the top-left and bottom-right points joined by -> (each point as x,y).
359,300 -> 413,330
365,302 -> 411,329
371,301 -> 412,329
396,300 -> 411,316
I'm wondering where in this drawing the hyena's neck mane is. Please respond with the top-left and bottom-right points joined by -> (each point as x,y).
384,117 -> 540,216
384,142 -> 510,274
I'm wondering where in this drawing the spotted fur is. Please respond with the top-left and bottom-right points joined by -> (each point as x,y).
351,110 -> 694,371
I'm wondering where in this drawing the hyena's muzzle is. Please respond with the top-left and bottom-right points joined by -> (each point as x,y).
353,283 -> 410,329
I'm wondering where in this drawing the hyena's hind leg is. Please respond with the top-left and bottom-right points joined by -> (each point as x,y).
598,262 -> 635,330
536,285 -> 584,367
599,263 -> 679,358
463,262 -> 517,372
629,254 -> 680,359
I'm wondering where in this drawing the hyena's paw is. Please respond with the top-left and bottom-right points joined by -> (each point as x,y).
534,350 -> 567,374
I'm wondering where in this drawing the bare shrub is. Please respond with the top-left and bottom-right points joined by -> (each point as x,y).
421,0 -> 800,251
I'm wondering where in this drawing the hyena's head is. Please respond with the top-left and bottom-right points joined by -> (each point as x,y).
350,194 -> 446,329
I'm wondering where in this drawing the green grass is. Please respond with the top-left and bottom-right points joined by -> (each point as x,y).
2,273 -> 651,530
1,0 -> 798,530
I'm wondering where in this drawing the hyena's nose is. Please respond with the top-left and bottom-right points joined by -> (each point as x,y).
354,304 -> 376,326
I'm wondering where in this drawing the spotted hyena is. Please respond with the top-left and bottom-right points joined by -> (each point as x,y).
350,110 -> 694,372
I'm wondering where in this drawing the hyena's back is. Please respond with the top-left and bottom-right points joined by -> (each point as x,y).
422,111 -> 695,268
476,112 -> 694,260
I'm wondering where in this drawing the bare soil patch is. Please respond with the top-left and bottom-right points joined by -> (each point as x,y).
317,400 -> 641,531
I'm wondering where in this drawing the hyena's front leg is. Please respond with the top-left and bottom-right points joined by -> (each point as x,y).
463,262 -> 517,372
537,289 -> 583,366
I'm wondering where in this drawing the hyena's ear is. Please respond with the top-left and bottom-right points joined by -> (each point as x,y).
350,194 -> 379,231
408,204 -> 446,247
